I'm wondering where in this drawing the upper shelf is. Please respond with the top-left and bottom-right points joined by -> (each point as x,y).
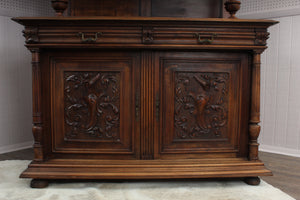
50,0 -> 241,19
12,16 -> 278,27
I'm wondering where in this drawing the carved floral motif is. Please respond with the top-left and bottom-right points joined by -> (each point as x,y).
23,27 -> 39,44
142,27 -> 154,44
174,72 -> 229,139
255,31 -> 270,46
64,71 -> 120,141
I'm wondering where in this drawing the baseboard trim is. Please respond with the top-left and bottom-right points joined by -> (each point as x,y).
0,141 -> 33,154
260,144 -> 300,158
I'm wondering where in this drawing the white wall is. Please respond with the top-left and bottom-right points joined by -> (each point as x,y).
0,0 -> 53,153
1,0 -> 300,158
239,0 -> 300,157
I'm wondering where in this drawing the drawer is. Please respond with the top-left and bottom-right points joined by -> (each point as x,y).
145,26 -> 258,46
36,26 -> 142,44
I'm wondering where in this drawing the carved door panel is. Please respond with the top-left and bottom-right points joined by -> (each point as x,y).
154,52 -> 250,159
52,51 -> 140,159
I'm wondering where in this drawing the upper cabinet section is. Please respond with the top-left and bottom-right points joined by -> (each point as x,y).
69,0 -> 140,17
151,0 -> 222,18
55,0 -> 224,18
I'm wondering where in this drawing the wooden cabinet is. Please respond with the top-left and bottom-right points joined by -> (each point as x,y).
13,0 -> 277,188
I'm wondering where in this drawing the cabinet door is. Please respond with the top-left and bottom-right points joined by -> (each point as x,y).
51,51 -> 140,159
154,52 -> 250,159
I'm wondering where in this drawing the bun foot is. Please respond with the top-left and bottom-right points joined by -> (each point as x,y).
244,177 -> 261,186
30,179 -> 49,188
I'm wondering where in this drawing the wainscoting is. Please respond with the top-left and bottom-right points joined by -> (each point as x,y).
239,0 -> 300,158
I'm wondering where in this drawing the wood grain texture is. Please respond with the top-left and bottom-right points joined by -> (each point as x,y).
1,150 -> 298,199
31,49 -> 44,162
140,51 -> 155,159
12,2 -> 277,187
70,0 -> 140,16
68,0 -> 222,18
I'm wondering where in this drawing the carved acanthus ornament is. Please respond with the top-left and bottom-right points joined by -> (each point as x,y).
254,31 -> 270,46
142,27 -> 154,44
64,71 -> 120,141
23,27 -> 39,44
174,72 -> 229,139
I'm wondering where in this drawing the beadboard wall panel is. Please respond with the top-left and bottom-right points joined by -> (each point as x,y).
0,1 -> 52,153
0,16 -> 33,153
239,1 -> 300,157
262,16 -> 300,157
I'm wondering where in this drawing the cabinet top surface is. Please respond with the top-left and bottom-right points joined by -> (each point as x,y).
12,16 -> 278,26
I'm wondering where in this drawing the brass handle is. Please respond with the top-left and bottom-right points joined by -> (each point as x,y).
194,33 -> 217,44
78,32 -> 102,43
135,92 -> 140,121
156,95 -> 160,121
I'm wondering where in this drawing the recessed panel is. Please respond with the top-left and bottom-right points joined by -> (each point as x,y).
51,52 -> 140,158
154,52 -> 250,159
174,72 -> 229,140
152,0 -> 222,18
64,71 -> 121,142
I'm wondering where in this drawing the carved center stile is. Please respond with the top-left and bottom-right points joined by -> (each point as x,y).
64,71 -> 121,141
174,72 -> 229,139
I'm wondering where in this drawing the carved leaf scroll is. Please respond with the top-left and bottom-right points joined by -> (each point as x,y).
174,72 -> 229,139
64,71 -> 120,141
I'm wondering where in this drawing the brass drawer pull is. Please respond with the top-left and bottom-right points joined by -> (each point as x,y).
77,32 -> 102,43
194,33 -> 217,44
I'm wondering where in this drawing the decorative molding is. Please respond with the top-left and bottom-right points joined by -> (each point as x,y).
23,27 -> 39,44
174,72 -> 229,140
64,72 -> 121,142
142,27 -> 154,44
0,141 -> 33,154
260,145 -> 300,158
254,31 -> 270,46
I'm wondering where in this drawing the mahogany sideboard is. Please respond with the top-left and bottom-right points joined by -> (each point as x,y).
13,0 -> 277,188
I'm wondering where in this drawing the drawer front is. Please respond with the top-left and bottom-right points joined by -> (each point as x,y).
150,27 -> 256,46
26,24 -> 265,47
37,26 -> 142,44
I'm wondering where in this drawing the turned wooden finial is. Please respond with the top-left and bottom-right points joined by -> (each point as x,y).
51,0 -> 68,16
224,0 -> 241,19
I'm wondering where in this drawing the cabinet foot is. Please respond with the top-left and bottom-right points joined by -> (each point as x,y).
30,179 -> 49,188
244,177 -> 260,186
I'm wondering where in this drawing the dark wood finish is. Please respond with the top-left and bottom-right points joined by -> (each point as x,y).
151,0 -> 222,18
155,52 -> 250,159
68,0 -> 223,18
244,177 -> 261,186
31,49 -> 44,162
249,51 -> 262,161
30,179 -> 49,188
51,0 -> 68,16
2,150 -> 299,199
70,0 -> 140,16
13,1 -> 277,188
224,0 -> 241,19
50,51 -> 140,159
